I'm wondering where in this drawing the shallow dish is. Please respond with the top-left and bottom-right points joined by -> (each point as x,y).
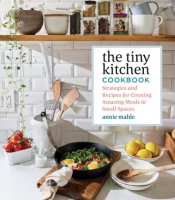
54,142 -> 114,179
111,175 -> 156,191
124,146 -> 163,163
110,159 -> 159,186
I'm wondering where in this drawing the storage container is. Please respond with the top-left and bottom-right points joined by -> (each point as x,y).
82,19 -> 96,34
30,114 -> 62,157
113,0 -> 128,17
83,1 -> 97,17
3,146 -> 33,165
98,17 -> 110,34
44,14 -> 69,35
70,9 -> 81,34
98,1 -> 110,16
164,131 -> 175,163
113,17 -> 128,34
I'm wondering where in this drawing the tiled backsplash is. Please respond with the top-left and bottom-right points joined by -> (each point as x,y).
0,0 -> 173,147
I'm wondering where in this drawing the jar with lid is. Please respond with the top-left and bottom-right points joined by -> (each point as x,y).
98,1 -> 110,16
70,9 -> 81,35
98,18 -> 110,34
82,19 -> 96,35
82,1 -> 97,17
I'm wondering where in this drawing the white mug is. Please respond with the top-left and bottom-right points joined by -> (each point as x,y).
131,15 -> 163,35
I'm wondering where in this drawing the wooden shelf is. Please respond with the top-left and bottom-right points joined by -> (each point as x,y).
0,35 -> 175,41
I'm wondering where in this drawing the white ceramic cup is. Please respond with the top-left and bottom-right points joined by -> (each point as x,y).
131,15 -> 163,35
158,6 -> 175,20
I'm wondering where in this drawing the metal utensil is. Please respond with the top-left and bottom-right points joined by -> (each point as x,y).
50,80 -> 61,121
44,99 -> 60,111
56,87 -> 80,121
117,164 -> 175,179
41,111 -> 55,147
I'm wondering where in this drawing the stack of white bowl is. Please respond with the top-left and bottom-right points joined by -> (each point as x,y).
110,159 -> 159,191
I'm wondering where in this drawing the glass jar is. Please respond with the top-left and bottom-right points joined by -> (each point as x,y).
83,1 -> 96,17
98,18 -> 110,34
82,19 -> 96,35
70,9 -> 81,35
33,148 -> 48,168
98,1 -> 110,15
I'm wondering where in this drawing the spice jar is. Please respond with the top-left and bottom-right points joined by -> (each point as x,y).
83,1 -> 96,17
98,1 -> 110,15
83,19 -> 96,34
98,18 -> 110,34
70,9 -> 81,35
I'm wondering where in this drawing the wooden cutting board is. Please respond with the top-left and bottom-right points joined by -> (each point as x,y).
37,150 -> 121,200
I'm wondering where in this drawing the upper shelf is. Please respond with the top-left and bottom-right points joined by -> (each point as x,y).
0,35 -> 175,41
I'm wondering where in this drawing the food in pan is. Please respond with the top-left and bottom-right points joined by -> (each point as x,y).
60,147 -> 111,170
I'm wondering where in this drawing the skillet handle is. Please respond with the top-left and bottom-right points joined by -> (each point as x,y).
49,180 -> 57,186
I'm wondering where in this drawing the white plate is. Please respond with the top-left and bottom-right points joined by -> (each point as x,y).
110,159 -> 159,186
111,175 -> 156,191
124,146 -> 163,163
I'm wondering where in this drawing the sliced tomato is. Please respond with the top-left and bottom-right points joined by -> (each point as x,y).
91,154 -> 95,159
94,157 -> 100,162
4,143 -> 13,152
77,165 -> 83,170
72,166 -> 78,170
85,162 -> 90,165
14,130 -> 23,138
13,144 -> 22,151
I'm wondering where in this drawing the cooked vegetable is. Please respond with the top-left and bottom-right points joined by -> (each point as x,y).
60,147 -> 111,170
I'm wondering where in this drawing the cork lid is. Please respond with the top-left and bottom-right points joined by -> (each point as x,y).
45,14 -> 69,16
69,9 -> 81,13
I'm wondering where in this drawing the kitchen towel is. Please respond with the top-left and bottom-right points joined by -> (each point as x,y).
39,167 -> 73,200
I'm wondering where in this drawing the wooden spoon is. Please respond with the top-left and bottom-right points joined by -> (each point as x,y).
117,164 -> 175,179
50,80 -> 61,121
56,87 -> 80,120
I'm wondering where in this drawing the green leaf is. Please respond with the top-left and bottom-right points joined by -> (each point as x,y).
2,24 -> 7,28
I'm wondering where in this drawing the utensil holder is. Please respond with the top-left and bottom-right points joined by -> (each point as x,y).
30,114 -> 62,157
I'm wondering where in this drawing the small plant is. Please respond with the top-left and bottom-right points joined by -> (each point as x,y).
1,6 -> 36,133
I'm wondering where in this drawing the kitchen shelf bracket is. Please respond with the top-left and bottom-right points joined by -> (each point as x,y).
40,41 -> 52,90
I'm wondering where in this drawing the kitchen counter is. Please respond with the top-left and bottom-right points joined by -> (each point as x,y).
0,145 -> 175,200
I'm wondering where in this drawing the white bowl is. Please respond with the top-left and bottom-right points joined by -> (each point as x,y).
45,14 -> 69,35
3,146 -> 33,165
110,159 -> 159,186
124,146 -> 163,163
111,175 -> 156,191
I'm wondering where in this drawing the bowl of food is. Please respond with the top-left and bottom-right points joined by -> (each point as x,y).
124,139 -> 163,163
45,14 -> 69,35
54,142 -> 114,179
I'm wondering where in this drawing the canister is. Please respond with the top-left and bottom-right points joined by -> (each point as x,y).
70,9 -> 81,34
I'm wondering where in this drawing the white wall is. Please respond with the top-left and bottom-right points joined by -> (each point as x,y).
0,0 -> 173,147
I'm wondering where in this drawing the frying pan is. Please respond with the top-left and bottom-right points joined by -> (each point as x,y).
54,142 -> 114,179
